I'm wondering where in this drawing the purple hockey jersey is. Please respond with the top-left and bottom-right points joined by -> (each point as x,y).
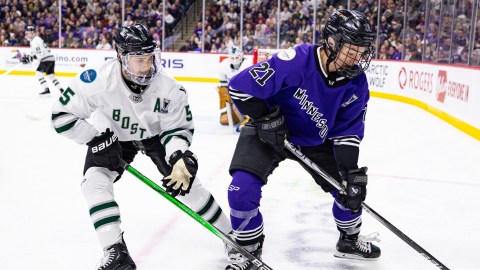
228,44 -> 369,147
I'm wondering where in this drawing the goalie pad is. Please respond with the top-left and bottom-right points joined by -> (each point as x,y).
217,86 -> 242,125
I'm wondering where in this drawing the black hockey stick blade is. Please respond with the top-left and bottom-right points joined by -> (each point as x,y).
284,140 -> 450,270
119,159 -> 273,270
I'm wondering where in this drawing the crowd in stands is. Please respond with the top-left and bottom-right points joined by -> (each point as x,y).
1,0 -> 480,64
0,0 -> 191,49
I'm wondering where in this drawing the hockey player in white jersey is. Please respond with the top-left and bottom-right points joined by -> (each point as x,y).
21,25 -> 64,96
51,24 -> 234,270
217,46 -> 251,130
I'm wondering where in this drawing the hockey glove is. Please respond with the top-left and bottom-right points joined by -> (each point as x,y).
161,150 -> 198,197
20,54 -> 33,64
86,128 -> 122,171
338,167 -> 368,213
254,106 -> 288,152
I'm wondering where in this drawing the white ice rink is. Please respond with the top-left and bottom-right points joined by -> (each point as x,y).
0,74 -> 479,270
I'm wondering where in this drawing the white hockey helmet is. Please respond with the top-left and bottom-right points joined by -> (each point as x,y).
229,46 -> 244,69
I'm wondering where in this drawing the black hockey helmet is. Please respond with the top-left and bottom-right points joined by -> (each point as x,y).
323,10 -> 375,79
113,24 -> 161,85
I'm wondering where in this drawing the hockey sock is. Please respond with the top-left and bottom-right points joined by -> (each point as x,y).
331,190 -> 362,236
178,178 -> 232,234
82,167 -> 123,250
35,71 -> 48,90
47,74 -> 63,91
228,171 -> 264,246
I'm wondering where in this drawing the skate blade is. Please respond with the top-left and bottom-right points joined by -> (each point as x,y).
114,264 -> 136,270
334,251 -> 379,261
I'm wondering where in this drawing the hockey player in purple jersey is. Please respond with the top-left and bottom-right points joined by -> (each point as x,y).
225,10 -> 379,269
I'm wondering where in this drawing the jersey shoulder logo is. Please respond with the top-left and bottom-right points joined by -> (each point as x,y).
80,69 -> 97,83
341,94 -> 358,107
277,48 -> 296,61
161,98 -> 171,113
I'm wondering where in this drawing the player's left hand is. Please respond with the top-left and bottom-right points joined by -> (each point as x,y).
161,150 -> 198,197
20,54 -> 33,64
338,167 -> 368,213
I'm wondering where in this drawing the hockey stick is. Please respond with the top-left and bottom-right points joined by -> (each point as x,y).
284,140 -> 450,270
119,159 -> 273,270
0,62 -> 23,79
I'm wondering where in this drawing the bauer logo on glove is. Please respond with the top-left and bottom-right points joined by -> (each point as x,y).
86,128 -> 122,171
90,133 -> 118,153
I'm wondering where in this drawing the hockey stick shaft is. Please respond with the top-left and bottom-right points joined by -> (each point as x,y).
284,141 -> 450,270
119,159 -> 273,270
0,62 -> 22,79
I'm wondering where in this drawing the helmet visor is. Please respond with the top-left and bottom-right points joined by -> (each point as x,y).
121,48 -> 161,85
26,31 -> 35,41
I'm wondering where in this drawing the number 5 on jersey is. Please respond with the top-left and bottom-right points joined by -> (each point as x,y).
59,88 -> 75,105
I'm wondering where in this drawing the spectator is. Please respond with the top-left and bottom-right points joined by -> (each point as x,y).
96,36 -> 112,49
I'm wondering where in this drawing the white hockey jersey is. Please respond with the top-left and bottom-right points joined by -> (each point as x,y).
51,59 -> 194,159
218,58 -> 251,87
29,36 -> 54,63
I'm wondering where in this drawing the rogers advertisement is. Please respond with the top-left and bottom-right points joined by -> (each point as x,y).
366,60 -> 479,138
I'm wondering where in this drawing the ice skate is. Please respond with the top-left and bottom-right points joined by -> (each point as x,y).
334,232 -> 381,261
224,233 -> 242,263
97,238 -> 136,270
225,236 -> 263,270
39,88 -> 51,97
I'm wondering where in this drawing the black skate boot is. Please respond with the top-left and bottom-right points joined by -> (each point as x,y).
39,88 -> 50,96
97,237 -> 136,270
334,232 -> 381,261
60,88 -> 64,94
225,235 -> 264,270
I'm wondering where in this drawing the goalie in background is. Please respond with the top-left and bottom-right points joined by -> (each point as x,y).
217,46 -> 251,131
22,25 -> 64,96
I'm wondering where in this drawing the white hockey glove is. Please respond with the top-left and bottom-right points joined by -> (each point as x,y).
161,150 -> 198,197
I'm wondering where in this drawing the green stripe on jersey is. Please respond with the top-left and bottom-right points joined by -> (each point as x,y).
162,135 -> 191,148
54,120 -> 78,133
159,128 -> 194,141
51,111 -> 70,120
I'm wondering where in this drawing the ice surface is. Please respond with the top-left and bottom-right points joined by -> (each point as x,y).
0,75 -> 478,269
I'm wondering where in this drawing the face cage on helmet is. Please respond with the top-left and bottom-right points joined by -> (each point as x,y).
120,48 -> 161,86
230,54 -> 243,69
333,45 -> 374,79
325,34 -> 375,79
